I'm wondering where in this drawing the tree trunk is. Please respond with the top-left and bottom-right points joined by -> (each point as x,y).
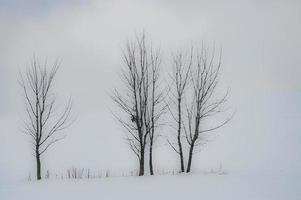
139,148 -> 144,176
178,135 -> 185,172
186,142 -> 195,173
149,139 -> 154,175
177,98 -> 185,172
36,149 -> 41,180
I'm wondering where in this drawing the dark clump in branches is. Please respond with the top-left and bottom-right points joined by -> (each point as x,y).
19,57 -> 73,180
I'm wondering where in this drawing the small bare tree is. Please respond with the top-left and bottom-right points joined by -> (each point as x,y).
184,46 -> 231,173
167,50 -> 192,172
19,57 -> 73,180
113,34 -> 164,176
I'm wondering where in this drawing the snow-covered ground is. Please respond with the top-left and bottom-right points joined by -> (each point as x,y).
1,171 -> 300,200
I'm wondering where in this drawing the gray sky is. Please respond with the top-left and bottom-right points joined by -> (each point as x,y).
0,0 -> 301,181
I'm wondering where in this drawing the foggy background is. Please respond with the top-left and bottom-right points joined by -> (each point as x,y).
0,0 -> 301,181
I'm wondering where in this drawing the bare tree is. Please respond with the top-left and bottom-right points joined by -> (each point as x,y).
19,57 -> 73,180
167,50 -> 192,172
112,34 -> 164,176
148,48 -> 166,175
184,46 -> 231,173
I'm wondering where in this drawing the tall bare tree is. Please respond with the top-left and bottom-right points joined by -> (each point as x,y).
167,50 -> 192,172
184,46 -> 231,173
112,34 -> 164,176
148,48 -> 166,175
19,57 -> 73,180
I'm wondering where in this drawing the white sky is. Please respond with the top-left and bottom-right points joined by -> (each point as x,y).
0,0 -> 301,181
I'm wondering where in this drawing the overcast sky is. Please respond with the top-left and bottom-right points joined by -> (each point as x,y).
0,0 -> 301,181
